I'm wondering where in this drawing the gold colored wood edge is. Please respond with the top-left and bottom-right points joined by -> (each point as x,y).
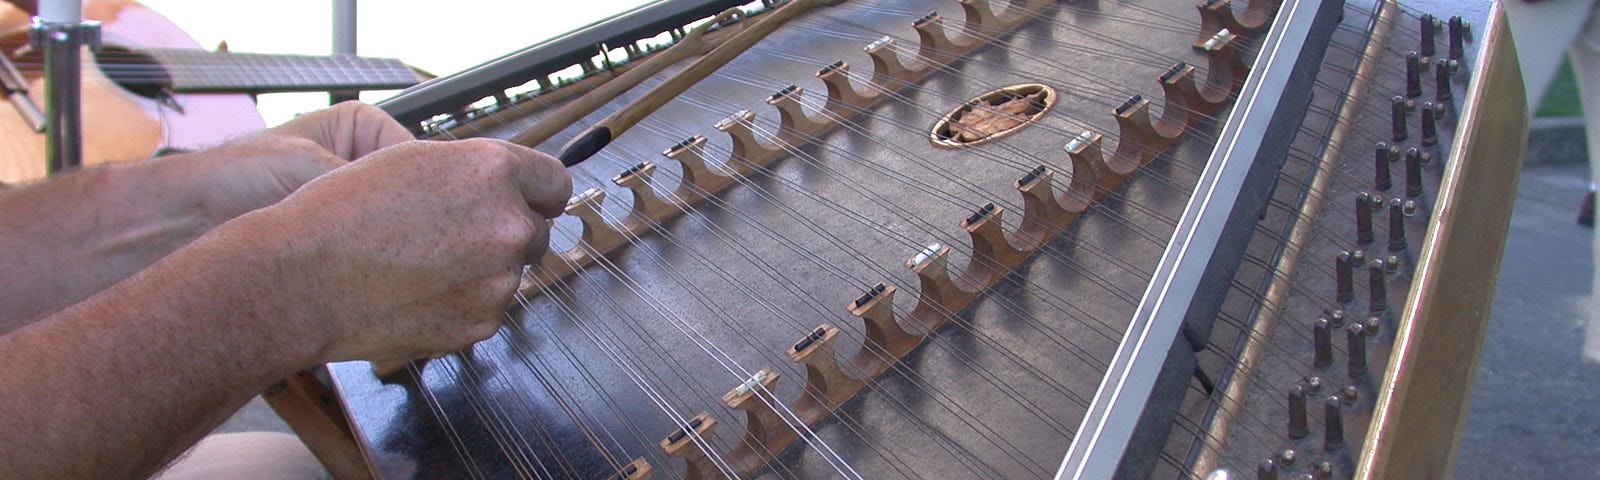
261,368 -> 377,480
1188,1 -> 1400,476
1355,4 -> 1528,478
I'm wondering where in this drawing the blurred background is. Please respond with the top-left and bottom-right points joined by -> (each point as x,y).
138,0 -> 654,125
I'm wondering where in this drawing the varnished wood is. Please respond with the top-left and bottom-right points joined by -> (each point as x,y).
0,0 -> 263,184
262,369 -> 375,480
1356,4 -> 1527,478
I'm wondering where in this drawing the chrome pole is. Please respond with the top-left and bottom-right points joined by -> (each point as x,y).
331,0 -> 358,104
28,0 -> 100,174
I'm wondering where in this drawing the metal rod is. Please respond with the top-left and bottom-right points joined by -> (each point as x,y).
29,11 -> 99,174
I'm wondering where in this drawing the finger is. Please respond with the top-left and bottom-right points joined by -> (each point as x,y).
497,141 -> 574,219
274,102 -> 414,160
523,217 -> 552,268
269,146 -> 349,193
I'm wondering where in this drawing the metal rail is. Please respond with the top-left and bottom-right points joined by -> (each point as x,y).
1054,0 -> 1346,476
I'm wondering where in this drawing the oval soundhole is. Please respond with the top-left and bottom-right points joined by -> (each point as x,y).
930,83 -> 1056,149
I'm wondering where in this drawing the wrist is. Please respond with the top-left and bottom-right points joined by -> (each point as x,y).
188,207 -> 337,370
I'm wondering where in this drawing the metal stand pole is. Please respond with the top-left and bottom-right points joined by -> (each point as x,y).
28,18 -> 100,174
330,0 -> 358,105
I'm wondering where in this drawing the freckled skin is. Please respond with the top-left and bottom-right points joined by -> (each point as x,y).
0,102 -> 572,479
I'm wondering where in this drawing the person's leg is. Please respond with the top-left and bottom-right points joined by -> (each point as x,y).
153,432 -> 326,480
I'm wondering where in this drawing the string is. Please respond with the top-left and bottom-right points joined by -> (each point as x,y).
363,0 -> 1465,476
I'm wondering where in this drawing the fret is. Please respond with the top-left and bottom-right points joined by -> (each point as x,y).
134,48 -> 419,94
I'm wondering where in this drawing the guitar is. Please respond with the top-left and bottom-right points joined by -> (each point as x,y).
0,0 -> 422,184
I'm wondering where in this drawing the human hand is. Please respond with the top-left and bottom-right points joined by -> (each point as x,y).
230,138 -> 571,363
164,102 -> 413,226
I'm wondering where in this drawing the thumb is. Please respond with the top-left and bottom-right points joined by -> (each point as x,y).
270,146 -> 349,194
275,102 -> 414,160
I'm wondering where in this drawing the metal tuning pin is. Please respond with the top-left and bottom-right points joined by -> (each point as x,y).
1405,52 -> 1423,98
1405,147 -> 1426,198
1314,317 -> 1334,367
1390,96 -> 1409,142
1336,251 -> 1354,303
1279,449 -> 1297,468
1369,259 -> 1388,312
1351,249 -> 1367,267
1419,13 -> 1436,58
1316,462 -> 1335,479
1258,458 -> 1279,480
1329,309 -> 1347,328
1384,255 -> 1400,274
1306,375 -> 1326,394
1389,198 -> 1408,252
1448,16 -> 1466,61
1347,323 -> 1368,377
1342,385 -> 1360,406
1364,315 -> 1384,337
1356,192 -> 1374,245
1421,101 -> 1438,146
1374,142 -> 1392,191
1324,395 -> 1345,450
1435,58 -> 1453,102
1288,385 -> 1310,439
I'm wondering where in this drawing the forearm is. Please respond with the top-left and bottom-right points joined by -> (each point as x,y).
0,214 -> 322,479
0,159 -> 214,331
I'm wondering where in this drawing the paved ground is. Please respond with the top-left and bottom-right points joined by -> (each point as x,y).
215,158 -> 1600,479
1454,161 -> 1600,479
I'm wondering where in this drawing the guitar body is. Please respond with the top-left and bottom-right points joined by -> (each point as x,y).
0,0 -> 263,184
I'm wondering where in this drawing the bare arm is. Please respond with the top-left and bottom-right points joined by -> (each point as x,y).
0,102 -> 412,332
0,137 -> 571,478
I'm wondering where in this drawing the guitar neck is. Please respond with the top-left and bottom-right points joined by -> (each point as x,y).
136,49 -> 421,94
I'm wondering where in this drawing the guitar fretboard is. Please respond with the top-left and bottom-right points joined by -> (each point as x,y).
132,49 -> 420,94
